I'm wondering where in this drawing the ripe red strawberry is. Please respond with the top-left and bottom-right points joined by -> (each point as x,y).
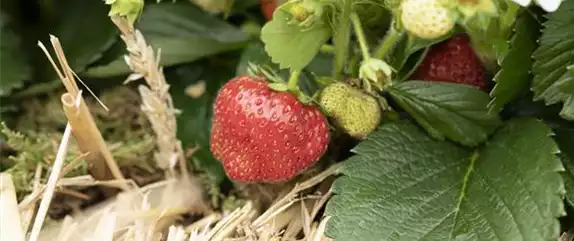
210,76 -> 330,182
412,34 -> 488,91
260,0 -> 279,21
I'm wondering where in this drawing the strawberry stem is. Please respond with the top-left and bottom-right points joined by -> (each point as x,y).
320,44 -> 335,54
333,0 -> 352,79
287,69 -> 301,94
350,13 -> 371,61
374,24 -> 402,60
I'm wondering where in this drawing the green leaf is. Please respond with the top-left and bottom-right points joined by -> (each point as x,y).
52,0 -> 119,73
234,41 -> 324,95
325,119 -> 565,241
84,2 -> 249,77
236,41 -> 275,76
167,59 -> 235,184
462,1 -> 520,71
230,0 -> 259,13
388,81 -> 502,146
260,3 -> 331,70
554,126 -> 574,206
0,13 -> 31,96
305,51 -> 333,77
532,0 -> 574,121
488,11 -> 540,113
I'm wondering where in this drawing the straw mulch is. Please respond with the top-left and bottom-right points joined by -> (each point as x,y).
0,15 -> 339,241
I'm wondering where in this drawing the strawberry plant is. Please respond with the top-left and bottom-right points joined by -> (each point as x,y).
1,0 -> 573,239
229,0 -> 574,239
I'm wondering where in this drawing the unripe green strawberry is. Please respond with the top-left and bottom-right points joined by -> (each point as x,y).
337,94 -> 381,139
318,82 -> 348,116
400,0 -> 455,39
319,82 -> 382,139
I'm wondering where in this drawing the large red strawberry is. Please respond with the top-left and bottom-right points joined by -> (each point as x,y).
411,34 -> 487,91
210,76 -> 330,182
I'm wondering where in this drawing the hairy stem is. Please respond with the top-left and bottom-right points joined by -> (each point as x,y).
320,44 -> 335,54
333,0 -> 352,79
287,69 -> 301,94
374,25 -> 403,60
350,13 -> 371,61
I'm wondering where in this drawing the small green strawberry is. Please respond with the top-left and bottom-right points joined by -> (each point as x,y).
319,82 -> 382,139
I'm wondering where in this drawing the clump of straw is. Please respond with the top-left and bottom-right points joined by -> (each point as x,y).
109,16 -> 189,180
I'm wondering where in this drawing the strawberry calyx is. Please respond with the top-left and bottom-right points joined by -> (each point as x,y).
456,0 -> 497,19
351,13 -> 395,93
285,0 -> 324,29
247,63 -> 314,105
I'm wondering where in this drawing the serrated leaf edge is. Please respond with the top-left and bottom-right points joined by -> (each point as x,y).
487,12 -> 538,113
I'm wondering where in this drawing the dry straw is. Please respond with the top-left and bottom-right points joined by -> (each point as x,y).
0,173 -> 26,241
4,10 -> 341,241
37,36 -> 129,194
110,16 -> 189,180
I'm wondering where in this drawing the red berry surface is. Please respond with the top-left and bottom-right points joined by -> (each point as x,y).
260,0 -> 277,21
210,76 -> 330,182
412,34 -> 487,91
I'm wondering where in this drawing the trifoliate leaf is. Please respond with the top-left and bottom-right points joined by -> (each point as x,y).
388,81 -> 502,146
0,13 -> 31,96
260,2 -> 331,70
325,119 -> 565,241
554,126 -> 574,206
532,0 -> 574,121
488,11 -> 540,113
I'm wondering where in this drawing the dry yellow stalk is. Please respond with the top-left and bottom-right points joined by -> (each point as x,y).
37,177 -> 206,241
185,213 -> 222,233
0,173 -> 26,241
109,16 -> 189,180
38,36 -> 129,193
55,216 -> 77,241
252,162 -> 343,228
20,164 -> 42,233
28,123 -> 72,241
310,216 -> 331,241
207,202 -> 257,241
60,93 -> 123,194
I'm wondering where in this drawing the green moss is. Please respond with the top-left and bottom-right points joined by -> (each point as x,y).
2,86 -> 159,200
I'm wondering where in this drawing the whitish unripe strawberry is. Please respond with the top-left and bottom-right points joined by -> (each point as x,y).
319,82 -> 381,139
400,0 -> 455,39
